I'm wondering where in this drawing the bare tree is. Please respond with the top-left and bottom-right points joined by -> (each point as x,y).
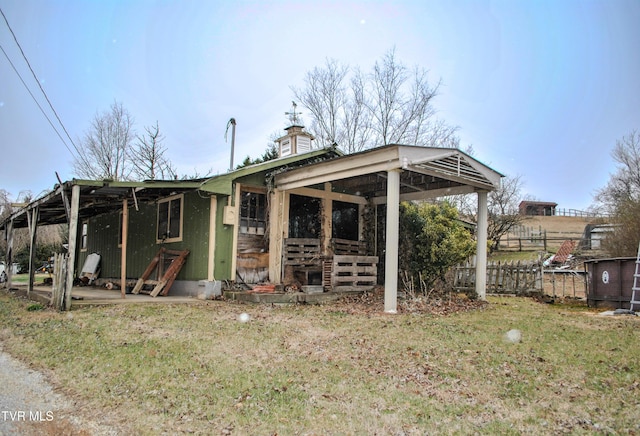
595,130 -> 640,256
0,189 -> 12,221
129,122 -> 177,180
486,175 -> 527,252
291,49 -> 458,153
73,101 -> 135,180
294,59 -> 348,147
453,174 -> 526,253
596,130 -> 640,210
341,68 -> 373,153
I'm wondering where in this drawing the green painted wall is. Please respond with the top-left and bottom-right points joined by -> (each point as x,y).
214,194 -> 234,280
77,192 -> 213,281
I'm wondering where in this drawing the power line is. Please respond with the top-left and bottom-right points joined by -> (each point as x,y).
0,6 -> 87,165
0,42 -> 75,158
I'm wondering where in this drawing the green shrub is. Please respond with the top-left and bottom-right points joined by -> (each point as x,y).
399,201 -> 475,294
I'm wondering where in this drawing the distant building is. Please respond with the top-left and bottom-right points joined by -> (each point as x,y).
519,201 -> 557,216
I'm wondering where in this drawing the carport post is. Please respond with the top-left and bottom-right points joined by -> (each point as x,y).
5,218 -> 14,289
476,190 -> 488,300
27,206 -> 39,297
120,198 -> 128,298
64,184 -> 80,310
384,169 -> 401,313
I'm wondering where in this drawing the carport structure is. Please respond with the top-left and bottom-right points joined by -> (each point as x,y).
267,144 -> 503,313
1,179 -> 203,309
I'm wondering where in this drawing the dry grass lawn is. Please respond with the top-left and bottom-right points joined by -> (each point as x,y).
0,289 -> 638,435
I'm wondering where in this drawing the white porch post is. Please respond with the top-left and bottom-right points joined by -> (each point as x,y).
476,190 -> 488,300
384,169 -> 401,313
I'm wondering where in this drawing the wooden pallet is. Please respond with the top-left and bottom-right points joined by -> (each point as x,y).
331,238 -> 366,255
330,255 -> 378,292
131,248 -> 189,297
284,238 -> 322,267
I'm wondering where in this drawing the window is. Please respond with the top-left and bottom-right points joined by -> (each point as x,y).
240,190 -> 267,235
81,221 -> 88,251
118,211 -> 123,247
80,221 -> 88,251
157,194 -> 183,243
332,201 -> 359,240
289,194 -> 321,238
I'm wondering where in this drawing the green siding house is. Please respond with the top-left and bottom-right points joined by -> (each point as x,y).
2,124 -> 503,312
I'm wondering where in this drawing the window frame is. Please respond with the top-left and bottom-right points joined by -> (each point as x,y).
156,193 -> 184,243
80,220 -> 88,252
118,211 -> 123,248
239,187 -> 267,236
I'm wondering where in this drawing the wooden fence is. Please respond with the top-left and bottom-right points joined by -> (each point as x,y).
453,259 -> 543,295
51,252 -> 69,310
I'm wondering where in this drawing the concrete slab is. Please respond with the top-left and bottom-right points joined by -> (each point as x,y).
7,284 -> 202,307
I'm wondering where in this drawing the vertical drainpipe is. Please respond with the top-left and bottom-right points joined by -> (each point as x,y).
228,118 -> 236,172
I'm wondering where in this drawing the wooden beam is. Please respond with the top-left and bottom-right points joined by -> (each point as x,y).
321,183 -> 332,255
287,186 -> 368,205
120,198 -> 128,298
56,172 -> 71,221
5,219 -> 14,289
268,189 -> 286,284
27,206 -> 39,297
64,184 -> 80,311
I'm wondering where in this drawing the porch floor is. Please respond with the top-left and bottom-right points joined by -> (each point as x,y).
5,284 -> 201,307
4,284 -> 369,307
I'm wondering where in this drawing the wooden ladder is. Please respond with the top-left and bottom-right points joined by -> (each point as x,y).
630,241 -> 640,312
131,248 -> 190,297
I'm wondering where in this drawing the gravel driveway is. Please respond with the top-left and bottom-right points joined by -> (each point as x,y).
0,347 -> 118,435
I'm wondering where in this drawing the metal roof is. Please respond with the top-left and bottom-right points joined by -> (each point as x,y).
275,144 -> 503,199
1,147 -> 342,231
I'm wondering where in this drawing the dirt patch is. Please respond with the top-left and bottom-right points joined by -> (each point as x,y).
327,286 -> 488,315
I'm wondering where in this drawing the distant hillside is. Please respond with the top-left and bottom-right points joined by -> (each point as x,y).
520,215 -> 608,236
502,215 -> 611,252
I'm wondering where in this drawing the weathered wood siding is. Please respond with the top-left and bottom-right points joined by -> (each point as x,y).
453,259 -> 543,295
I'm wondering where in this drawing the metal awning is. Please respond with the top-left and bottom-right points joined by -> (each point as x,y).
1,179 -> 204,230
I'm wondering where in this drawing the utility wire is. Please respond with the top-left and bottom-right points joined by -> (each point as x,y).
0,42 -> 75,157
0,6 -> 86,164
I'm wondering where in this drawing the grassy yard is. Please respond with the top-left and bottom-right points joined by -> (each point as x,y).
0,290 -> 638,435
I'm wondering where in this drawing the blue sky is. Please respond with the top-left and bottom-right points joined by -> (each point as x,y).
1,0 -> 638,211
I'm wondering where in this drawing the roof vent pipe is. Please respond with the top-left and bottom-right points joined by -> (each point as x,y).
225,118 -> 236,172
